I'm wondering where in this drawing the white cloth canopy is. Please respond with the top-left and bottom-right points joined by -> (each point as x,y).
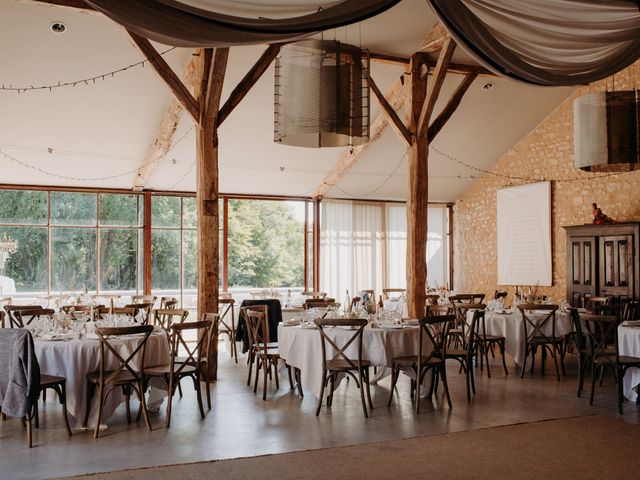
427,0 -> 640,85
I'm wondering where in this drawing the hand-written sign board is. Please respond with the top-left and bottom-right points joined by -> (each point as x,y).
497,181 -> 552,286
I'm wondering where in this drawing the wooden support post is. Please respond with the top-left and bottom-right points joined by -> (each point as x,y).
196,47 -> 229,380
143,191 -> 152,296
406,53 -> 429,319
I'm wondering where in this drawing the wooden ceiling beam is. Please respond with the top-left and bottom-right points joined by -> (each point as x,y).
133,53 -> 199,190
127,30 -> 200,122
204,48 -> 230,126
218,45 -> 280,127
417,38 -> 456,142
427,73 -> 477,142
368,75 -> 412,147
419,23 -> 450,53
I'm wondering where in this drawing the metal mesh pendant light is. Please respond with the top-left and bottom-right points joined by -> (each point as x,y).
274,40 -> 370,148
574,91 -> 639,172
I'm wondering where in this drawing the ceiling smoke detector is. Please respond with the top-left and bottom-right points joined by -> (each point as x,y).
481,82 -> 494,92
50,22 -> 66,34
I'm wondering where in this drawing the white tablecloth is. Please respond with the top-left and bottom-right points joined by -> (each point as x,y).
278,324 -> 431,398
470,310 -> 573,366
618,326 -> 640,401
35,333 -> 170,428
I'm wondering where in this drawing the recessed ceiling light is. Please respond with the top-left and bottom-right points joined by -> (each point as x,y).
50,22 -> 66,34
481,82 -> 494,92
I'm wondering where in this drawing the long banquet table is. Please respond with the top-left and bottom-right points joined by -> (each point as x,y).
278,322 -> 432,398
35,331 -> 170,428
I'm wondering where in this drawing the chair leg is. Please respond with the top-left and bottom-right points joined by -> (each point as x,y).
577,353 -> 585,398
617,366 -> 624,415
365,367 -> 373,410
166,374 -> 174,428
84,382 -> 95,428
315,369 -> 327,416
500,341 -> 508,375
124,385 -> 132,424
327,373 -> 335,408
387,366 -> 399,407
194,376 -> 205,419
358,370 -> 368,418
205,378 -> 212,410
26,413 -> 33,448
440,365 -> 453,409
551,345 -> 561,381
177,381 -> 183,398
137,381 -> 152,432
273,360 -> 280,390
287,365 -> 294,390
94,385 -> 105,439
247,351 -> 254,386
59,382 -> 72,436
295,368 -> 304,397
589,362 -> 597,406
253,357 -> 261,394
484,343 -> 492,378
262,357 -> 268,401
520,345 -> 528,379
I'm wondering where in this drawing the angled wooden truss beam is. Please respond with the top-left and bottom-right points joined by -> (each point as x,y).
218,45 -> 280,126
427,73 -> 477,142
368,76 -> 412,147
127,30 -> 200,122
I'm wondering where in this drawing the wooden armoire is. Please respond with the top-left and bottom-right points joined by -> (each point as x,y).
564,222 -> 640,307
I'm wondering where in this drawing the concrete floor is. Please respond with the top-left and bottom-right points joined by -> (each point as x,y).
2,346 -> 639,480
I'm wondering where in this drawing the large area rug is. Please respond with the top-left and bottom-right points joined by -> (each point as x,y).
59,415 -> 639,480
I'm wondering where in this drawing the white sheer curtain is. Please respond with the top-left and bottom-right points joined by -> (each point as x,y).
320,200 -> 383,302
320,200 -> 450,300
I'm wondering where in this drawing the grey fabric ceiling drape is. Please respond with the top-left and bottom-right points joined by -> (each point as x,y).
86,0 -> 401,47
427,0 -> 640,86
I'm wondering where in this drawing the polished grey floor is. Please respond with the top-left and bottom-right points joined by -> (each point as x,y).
2,345 -> 639,480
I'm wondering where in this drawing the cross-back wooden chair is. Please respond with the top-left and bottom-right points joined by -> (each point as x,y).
145,319 -> 214,427
445,308 -> 482,402
302,291 -> 327,299
474,305 -> 508,377
84,324 -> 154,438
132,295 -> 157,306
448,295 -> 483,349
60,304 -> 92,319
582,313 -> 640,414
218,298 -> 238,363
303,298 -> 339,310
622,300 -> 640,322
314,318 -> 372,418
3,305 -> 50,329
10,307 -> 54,329
518,304 -> 562,380
152,308 -> 189,334
241,306 -> 281,400
425,294 -> 440,307
382,288 -> 405,301
159,296 -> 178,309
94,306 -> 138,321
569,308 -> 592,398
124,302 -> 154,324
494,290 -> 508,300
388,314 -> 454,413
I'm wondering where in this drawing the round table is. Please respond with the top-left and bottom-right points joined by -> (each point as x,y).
278,323 -> 431,398
35,332 -> 170,428
618,325 -> 640,401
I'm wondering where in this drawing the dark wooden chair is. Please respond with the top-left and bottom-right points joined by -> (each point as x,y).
622,300 -> 640,322
569,308 -> 591,398
3,305 -> 53,328
425,294 -> 440,306
124,302 -> 154,324
303,298 -> 339,310
132,294 -> 157,306
145,319 -> 214,427
445,309 -> 482,402
94,306 -> 138,320
159,297 -> 178,309
382,288 -> 405,301
494,290 -> 508,301
315,318 -> 372,418
218,298 -> 238,363
152,308 -> 189,334
388,314 -> 454,413
241,306 -> 282,400
448,294 -> 485,349
84,325 -> 154,438
475,306 -> 508,377
60,304 -> 92,320
518,304 -> 562,380
583,313 -> 640,414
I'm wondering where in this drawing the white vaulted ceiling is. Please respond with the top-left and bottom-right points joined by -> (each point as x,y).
0,0 -> 574,201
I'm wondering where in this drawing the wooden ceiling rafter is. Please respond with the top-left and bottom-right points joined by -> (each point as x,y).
218,45 -> 281,127
368,76 -> 412,147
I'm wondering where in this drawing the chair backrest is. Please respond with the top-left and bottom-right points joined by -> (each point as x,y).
95,325 -> 154,384
426,304 -> 451,316
218,291 -> 233,300
425,294 -> 440,306
169,319 -> 213,377
201,312 -> 220,361
494,290 -> 508,300
314,318 -> 367,371
303,298 -> 338,310
302,291 -> 326,299
152,308 -> 189,333
449,299 -> 485,333
581,313 -> 620,364
159,296 -> 178,309
218,298 -> 236,331
622,300 -> 640,321
418,314 -> 455,362
124,302 -> 154,324
95,306 -> 138,320
517,304 -> 559,343
132,295 -> 157,306
4,306 -> 53,328
359,290 -> 375,303
60,304 -> 92,320
240,305 -> 270,356
382,288 -> 405,301
569,308 -> 587,353
449,293 -> 485,305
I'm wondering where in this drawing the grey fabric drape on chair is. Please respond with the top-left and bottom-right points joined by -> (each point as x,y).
427,0 -> 640,86
86,0 -> 401,47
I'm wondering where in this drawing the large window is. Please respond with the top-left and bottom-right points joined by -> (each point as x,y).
0,189 -> 144,300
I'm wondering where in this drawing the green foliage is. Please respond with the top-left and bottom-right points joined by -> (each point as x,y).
50,192 -> 96,226
227,200 -> 304,288
0,190 -> 47,225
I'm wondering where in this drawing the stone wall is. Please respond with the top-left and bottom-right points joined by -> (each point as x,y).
453,61 -> 640,301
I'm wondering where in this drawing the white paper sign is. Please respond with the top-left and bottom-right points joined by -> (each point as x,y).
497,181 -> 552,286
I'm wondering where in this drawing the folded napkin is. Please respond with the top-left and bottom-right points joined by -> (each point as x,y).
622,320 -> 640,327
